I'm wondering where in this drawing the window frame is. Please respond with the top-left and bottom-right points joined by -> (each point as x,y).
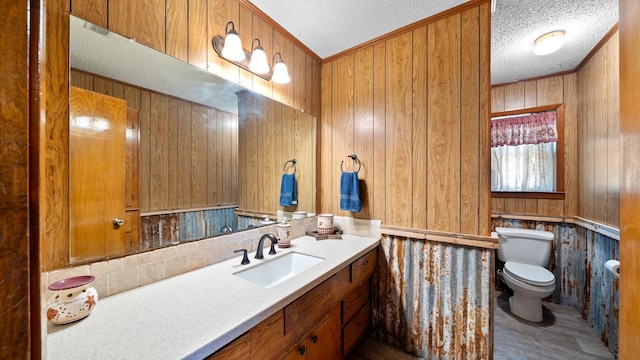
490,103 -> 565,199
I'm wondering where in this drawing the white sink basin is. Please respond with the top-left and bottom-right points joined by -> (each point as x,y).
234,252 -> 325,288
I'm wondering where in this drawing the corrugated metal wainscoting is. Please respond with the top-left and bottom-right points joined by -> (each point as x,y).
371,234 -> 494,359
492,218 -> 619,357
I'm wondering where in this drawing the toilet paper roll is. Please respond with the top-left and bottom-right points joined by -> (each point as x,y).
605,259 -> 620,278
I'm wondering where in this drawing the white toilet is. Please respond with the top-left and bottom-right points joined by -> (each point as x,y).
495,227 -> 556,322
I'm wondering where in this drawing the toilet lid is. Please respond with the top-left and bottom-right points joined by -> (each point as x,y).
504,262 -> 555,286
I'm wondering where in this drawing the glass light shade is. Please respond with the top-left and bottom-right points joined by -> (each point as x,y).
272,60 -> 290,84
533,30 -> 565,56
249,46 -> 270,74
221,30 -> 245,61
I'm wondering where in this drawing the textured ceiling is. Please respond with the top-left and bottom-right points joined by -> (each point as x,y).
249,0 -> 619,84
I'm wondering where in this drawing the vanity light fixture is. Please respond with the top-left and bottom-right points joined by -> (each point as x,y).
271,52 -> 291,84
212,22 -> 291,83
220,22 -> 245,61
533,30 -> 565,56
248,39 -> 270,74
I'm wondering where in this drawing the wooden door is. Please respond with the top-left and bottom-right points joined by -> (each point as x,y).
69,87 -> 127,262
307,307 -> 341,360
619,0 -> 640,356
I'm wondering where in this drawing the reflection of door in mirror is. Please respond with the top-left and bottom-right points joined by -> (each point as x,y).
69,87 -> 132,262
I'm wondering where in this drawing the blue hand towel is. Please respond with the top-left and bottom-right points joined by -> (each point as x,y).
340,171 -> 361,212
279,173 -> 298,206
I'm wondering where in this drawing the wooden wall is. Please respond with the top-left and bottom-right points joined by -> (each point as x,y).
237,91 -> 316,215
490,30 -> 619,229
320,1 -> 491,236
619,0 -> 640,354
576,32 -> 620,228
70,0 -> 322,117
71,70 -> 238,212
490,75 -> 578,218
1,1 -> 31,357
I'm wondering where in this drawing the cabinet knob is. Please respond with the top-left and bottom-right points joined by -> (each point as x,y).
311,335 -> 318,343
113,218 -> 125,226
298,346 -> 306,356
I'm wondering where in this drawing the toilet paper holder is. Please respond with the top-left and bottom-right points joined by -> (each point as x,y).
605,259 -> 620,278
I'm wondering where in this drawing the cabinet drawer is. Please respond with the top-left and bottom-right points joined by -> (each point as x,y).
351,248 -> 377,285
342,302 -> 370,356
250,310 -> 288,360
284,275 -> 338,336
342,278 -> 370,325
206,333 -> 250,359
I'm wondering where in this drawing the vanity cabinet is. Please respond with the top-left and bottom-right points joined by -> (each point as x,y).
207,247 -> 378,360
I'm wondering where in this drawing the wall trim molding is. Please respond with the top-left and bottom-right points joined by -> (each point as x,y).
380,226 -> 498,249
491,213 -> 620,241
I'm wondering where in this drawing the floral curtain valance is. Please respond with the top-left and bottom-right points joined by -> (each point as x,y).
491,110 -> 558,147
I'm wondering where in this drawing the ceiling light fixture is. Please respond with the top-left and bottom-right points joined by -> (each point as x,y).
533,30 -> 565,56
212,22 -> 291,83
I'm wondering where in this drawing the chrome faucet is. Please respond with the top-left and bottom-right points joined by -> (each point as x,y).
255,233 -> 278,259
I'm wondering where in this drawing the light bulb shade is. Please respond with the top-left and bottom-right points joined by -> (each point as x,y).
249,45 -> 270,74
533,30 -> 565,56
272,58 -> 290,84
221,23 -> 245,61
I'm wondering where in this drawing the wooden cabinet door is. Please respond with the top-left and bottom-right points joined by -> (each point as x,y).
69,87 -> 127,262
206,333 -> 250,359
307,307 -> 341,360
282,337 -> 307,360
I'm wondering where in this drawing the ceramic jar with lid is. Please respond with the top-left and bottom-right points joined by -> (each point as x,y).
277,220 -> 292,248
46,275 -> 99,325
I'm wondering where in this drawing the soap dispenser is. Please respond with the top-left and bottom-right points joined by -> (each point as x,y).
277,219 -> 291,248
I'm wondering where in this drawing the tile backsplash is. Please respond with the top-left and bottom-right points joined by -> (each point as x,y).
43,215 -> 380,301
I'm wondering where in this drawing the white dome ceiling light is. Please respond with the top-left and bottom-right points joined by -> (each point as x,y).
533,30 -> 565,56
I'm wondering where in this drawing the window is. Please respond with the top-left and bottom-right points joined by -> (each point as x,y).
491,104 -> 564,196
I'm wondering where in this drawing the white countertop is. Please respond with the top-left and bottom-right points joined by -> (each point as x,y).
46,235 -> 379,360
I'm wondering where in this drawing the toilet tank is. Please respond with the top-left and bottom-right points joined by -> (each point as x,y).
495,227 -> 554,266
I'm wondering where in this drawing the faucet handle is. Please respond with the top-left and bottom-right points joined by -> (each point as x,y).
269,240 -> 278,255
234,249 -> 250,265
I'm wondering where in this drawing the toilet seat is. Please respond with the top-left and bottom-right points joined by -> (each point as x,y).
504,262 -> 555,286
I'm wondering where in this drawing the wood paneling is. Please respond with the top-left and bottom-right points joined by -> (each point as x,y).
109,0 -> 166,52
619,0 -> 640,355
320,3 -> 490,236
1,1 -> 31,357
188,0 -> 208,70
71,0 -> 106,28
165,0 -> 188,62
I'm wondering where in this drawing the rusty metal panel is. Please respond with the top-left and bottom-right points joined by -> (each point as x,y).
140,207 -> 238,247
371,234 -> 493,359
491,218 -> 619,357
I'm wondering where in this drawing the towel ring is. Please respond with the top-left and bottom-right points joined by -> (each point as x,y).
341,154 -> 361,173
283,159 -> 297,174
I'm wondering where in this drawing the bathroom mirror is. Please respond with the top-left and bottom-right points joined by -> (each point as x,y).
69,15 -> 316,262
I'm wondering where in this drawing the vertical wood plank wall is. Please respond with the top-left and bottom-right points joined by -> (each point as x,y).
320,2 -> 491,236
0,1 -> 31,357
490,31 -> 619,228
71,70 -> 238,213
